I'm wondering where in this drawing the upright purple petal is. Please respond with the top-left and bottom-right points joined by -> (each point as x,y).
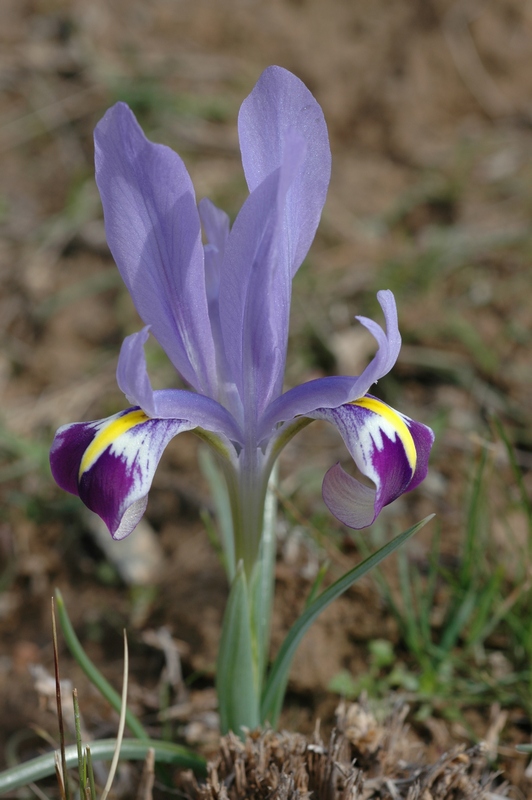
219,132 -> 307,420
94,103 -> 217,397
238,65 -> 331,276
116,327 -> 157,417
259,290 -> 401,440
197,198 -> 235,402
198,197 -> 230,305
116,327 -> 243,444
309,396 -> 434,529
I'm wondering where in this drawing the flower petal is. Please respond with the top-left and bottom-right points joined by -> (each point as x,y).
219,131 -> 308,418
259,290 -> 401,440
238,65 -> 331,276
322,464 -> 377,529
94,103 -> 217,397
116,327 -> 243,444
198,197 -> 230,304
50,409 -> 192,539
116,327 -> 157,416
197,198 -> 236,406
310,396 -> 434,529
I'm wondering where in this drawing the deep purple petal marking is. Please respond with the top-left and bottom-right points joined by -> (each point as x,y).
308,396 -> 434,528
51,410 -> 193,539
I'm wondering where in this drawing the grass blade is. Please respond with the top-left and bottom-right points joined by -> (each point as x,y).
85,747 -> 96,800
51,597 -> 70,800
100,631 -> 129,800
0,739 -> 206,794
72,689 -> 84,789
261,515 -> 434,726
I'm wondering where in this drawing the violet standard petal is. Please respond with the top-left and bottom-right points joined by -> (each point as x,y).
94,103 -> 217,397
219,131 -> 307,420
116,326 -> 243,444
238,65 -> 331,276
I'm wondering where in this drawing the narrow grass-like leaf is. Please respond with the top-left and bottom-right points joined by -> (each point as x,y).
100,631 -> 129,800
418,527 -> 441,643
51,598 -> 70,800
54,588 -> 147,741
439,590 -> 477,656
0,739 -> 206,794
261,515 -> 434,726
216,562 -> 260,734
492,415 -> 532,536
199,447 -> 235,581
465,567 -> 504,647
397,549 -> 423,657
461,449 -> 487,589
72,689 -> 84,790
85,747 -> 96,800
304,560 -> 330,609
249,468 -> 278,688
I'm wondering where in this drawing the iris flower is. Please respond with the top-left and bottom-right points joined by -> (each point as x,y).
50,67 -> 434,572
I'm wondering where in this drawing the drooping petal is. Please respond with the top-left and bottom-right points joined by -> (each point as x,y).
116,327 -> 243,445
321,464 -> 377,529
50,409 -> 192,539
219,131 -> 308,419
309,396 -> 434,529
259,290 -> 401,440
238,65 -> 331,276
94,103 -> 217,397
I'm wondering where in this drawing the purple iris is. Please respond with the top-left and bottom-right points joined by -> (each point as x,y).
50,67 -> 434,569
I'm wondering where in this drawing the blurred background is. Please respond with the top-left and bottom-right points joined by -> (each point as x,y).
1,0 -> 532,792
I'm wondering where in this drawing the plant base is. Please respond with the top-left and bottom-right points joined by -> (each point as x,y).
180,701 -> 508,799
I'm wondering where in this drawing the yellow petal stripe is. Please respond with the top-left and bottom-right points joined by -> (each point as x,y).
351,396 -> 417,472
79,409 -> 150,479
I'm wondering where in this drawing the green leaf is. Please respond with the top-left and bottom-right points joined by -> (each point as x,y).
0,738 -> 206,794
260,515 -> 434,726
198,447 -> 235,581
249,468 -> 278,689
216,563 -> 260,734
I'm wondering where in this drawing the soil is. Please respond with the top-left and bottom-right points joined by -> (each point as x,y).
1,0 -> 532,796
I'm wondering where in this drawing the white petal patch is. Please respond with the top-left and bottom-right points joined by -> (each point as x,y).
350,396 -> 417,480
